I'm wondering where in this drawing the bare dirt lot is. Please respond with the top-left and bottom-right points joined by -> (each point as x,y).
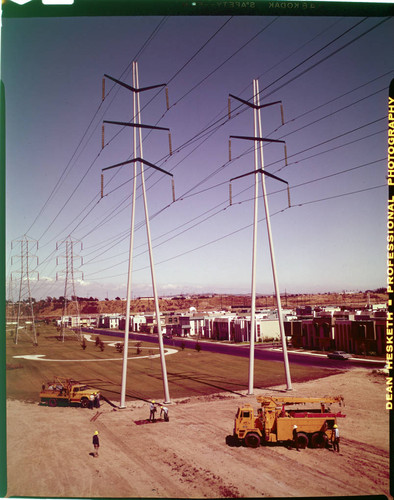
6,367 -> 391,499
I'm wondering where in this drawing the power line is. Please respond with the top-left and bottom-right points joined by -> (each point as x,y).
78,116 -> 386,271
29,18 -> 389,246
261,17 -> 391,100
166,17 -> 233,87
91,183 -> 385,282
14,18 -> 390,296
25,17 -> 169,240
170,17 -> 279,108
84,156 -> 384,278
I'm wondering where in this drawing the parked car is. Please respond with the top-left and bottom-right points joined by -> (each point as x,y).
327,351 -> 352,360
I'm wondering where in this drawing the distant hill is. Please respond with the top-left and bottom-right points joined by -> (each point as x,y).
6,290 -> 388,320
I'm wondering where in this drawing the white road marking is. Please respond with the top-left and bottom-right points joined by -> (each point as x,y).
13,347 -> 178,362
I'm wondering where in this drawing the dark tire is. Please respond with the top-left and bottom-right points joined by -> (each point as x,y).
80,398 -> 89,408
226,435 -> 238,447
245,432 -> 261,448
297,432 -> 309,449
311,432 -> 328,449
48,398 -> 57,407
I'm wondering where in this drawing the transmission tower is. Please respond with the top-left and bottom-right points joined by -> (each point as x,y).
7,275 -> 16,330
101,61 -> 174,407
11,236 -> 39,345
56,237 -> 84,342
228,79 -> 292,393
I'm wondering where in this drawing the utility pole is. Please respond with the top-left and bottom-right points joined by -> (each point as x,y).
56,237 -> 84,342
11,236 -> 38,345
102,61 -> 173,407
228,80 -> 292,393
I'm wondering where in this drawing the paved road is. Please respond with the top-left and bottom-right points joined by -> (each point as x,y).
83,329 -> 386,370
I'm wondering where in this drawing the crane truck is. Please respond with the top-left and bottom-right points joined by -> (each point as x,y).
233,395 -> 345,448
40,377 -> 100,408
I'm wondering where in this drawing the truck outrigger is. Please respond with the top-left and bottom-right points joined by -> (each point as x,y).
233,395 -> 345,448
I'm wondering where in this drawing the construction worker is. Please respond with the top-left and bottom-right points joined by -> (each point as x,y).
93,431 -> 99,457
293,425 -> 300,451
160,405 -> 169,422
332,424 -> 340,452
149,401 -> 157,422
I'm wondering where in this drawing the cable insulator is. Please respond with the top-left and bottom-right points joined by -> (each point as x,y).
168,132 -> 173,156
228,98 -> 231,119
229,139 -> 232,162
280,103 -> 284,126
287,185 -> 291,208
229,183 -> 233,206
102,78 -> 105,102
102,125 -> 105,149
172,178 -> 176,203
284,143 -> 288,166
165,87 -> 170,110
101,174 -> 104,198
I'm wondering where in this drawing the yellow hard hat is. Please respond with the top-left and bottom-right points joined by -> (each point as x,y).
94,431 -> 99,435
152,400 -> 155,403
333,424 -> 338,428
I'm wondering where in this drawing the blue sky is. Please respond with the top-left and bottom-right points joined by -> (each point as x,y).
2,14 -> 393,300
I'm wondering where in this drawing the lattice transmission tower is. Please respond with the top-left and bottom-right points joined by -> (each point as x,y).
56,237 -> 84,342
11,236 -> 39,345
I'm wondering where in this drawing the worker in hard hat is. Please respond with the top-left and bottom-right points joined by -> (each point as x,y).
331,424 -> 340,452
160,404 -> 169,422
149,400 -> 157,422
92,431 -> 99,457
292,425 -> 300,452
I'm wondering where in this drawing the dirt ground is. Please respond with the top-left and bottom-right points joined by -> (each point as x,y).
5,367 -> 391,499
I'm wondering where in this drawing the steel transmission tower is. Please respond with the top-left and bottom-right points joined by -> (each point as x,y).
56,237 -> 84,342
11,236 -> 39,345
228,79 -> 292,393
101,61 -> 174,407
7,274 -> 17,327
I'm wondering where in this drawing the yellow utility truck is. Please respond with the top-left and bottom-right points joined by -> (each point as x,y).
233,396 -> 345,448
40,377 -> 100,408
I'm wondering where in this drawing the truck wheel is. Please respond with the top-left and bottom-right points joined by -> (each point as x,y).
80,398 -> 89,408
245,432 -> 261,448
297,432 -> 309,449
311,432 -> 328,449
48,399 -> 57,407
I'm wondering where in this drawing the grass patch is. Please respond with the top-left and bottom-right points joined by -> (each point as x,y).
6,325 -> 337,404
